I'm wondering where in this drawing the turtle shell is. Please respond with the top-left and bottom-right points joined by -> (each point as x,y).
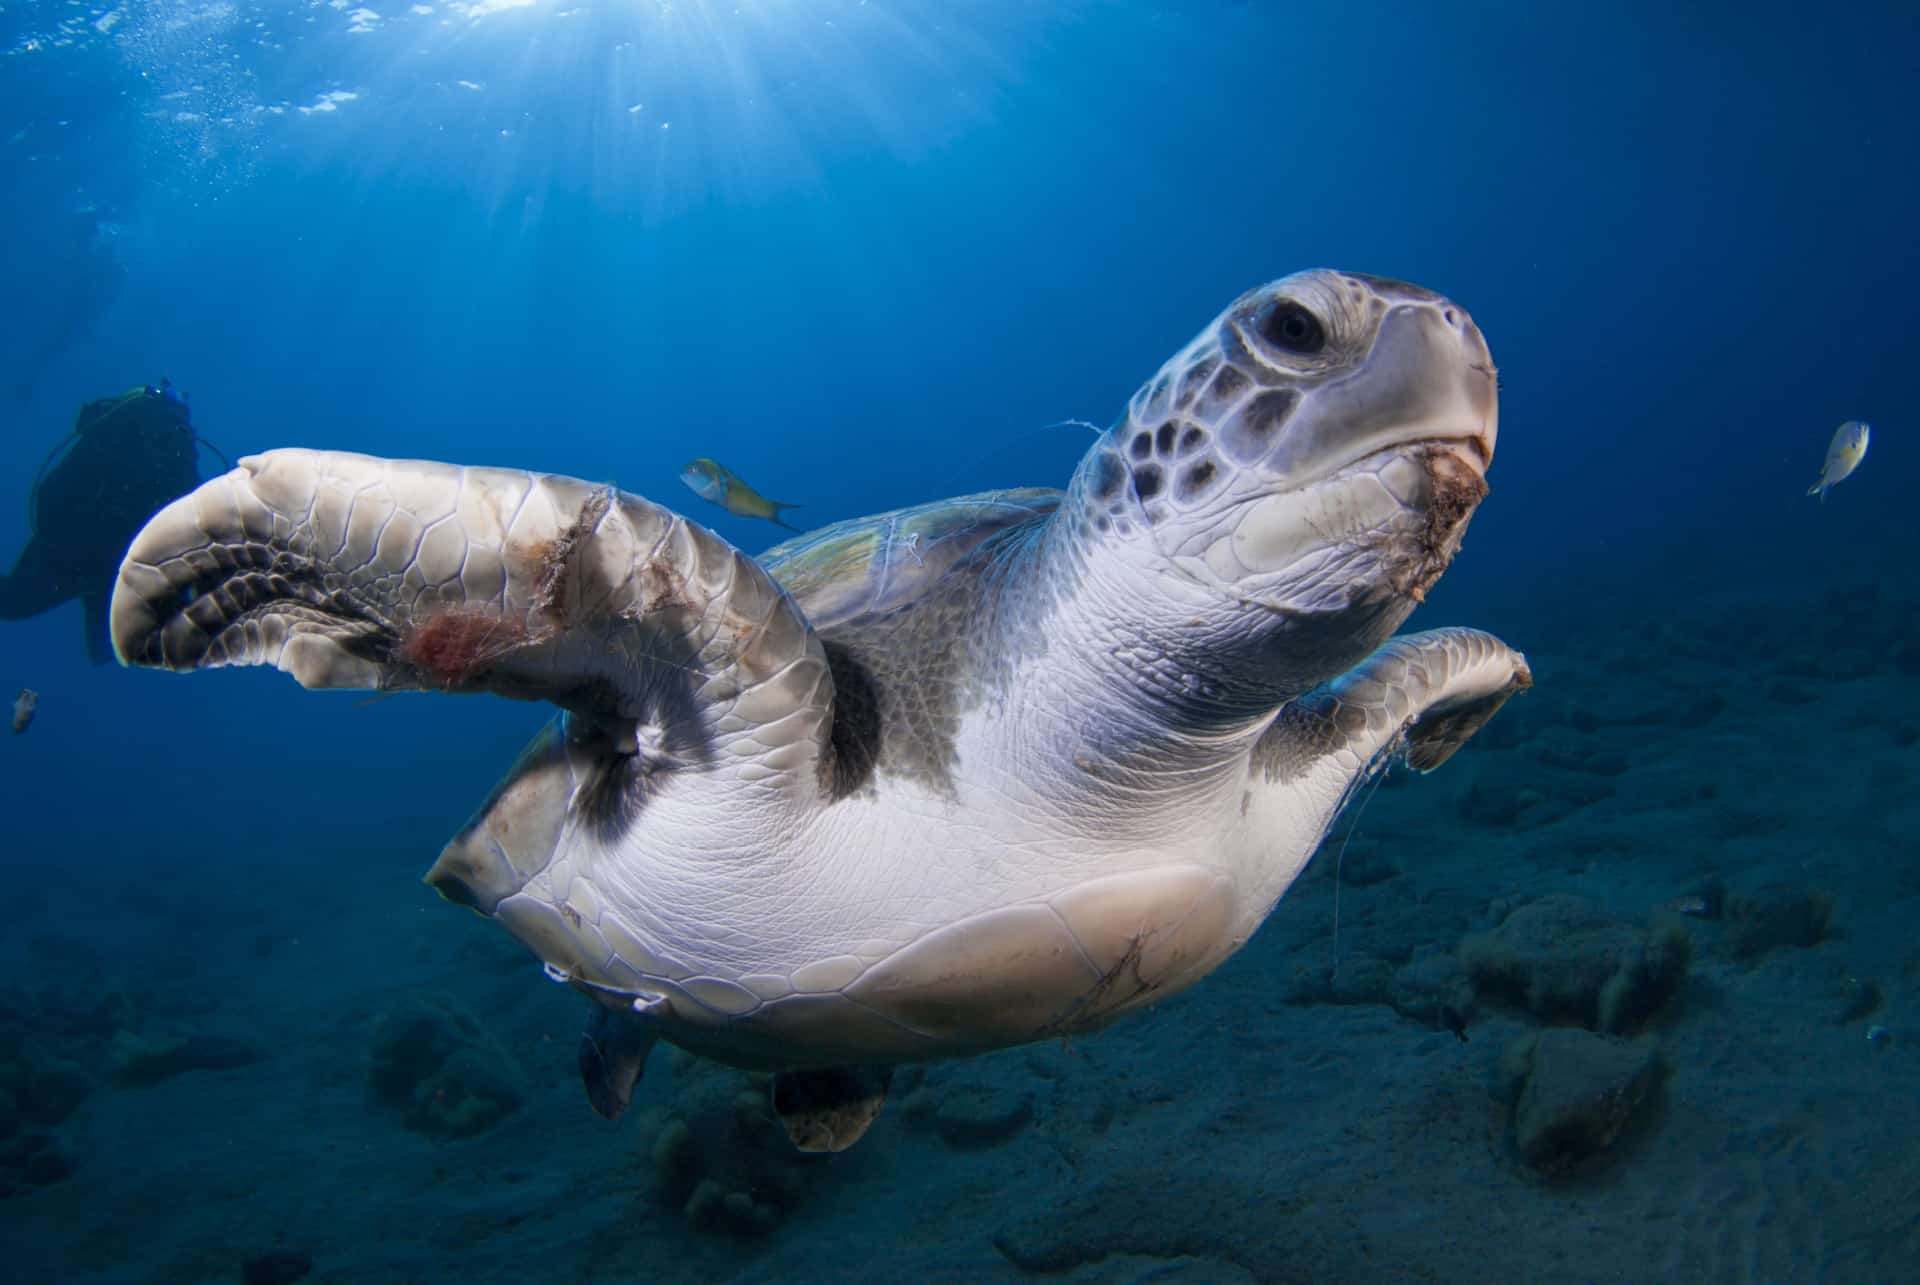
762,488 -> 1061,631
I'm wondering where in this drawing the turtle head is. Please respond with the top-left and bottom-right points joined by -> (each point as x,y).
1069,270 -> 1496,691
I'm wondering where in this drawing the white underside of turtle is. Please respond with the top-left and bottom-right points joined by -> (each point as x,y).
110,269 -> 1530,1151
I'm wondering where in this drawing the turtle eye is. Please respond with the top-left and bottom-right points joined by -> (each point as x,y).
1260,301 -> 1327,355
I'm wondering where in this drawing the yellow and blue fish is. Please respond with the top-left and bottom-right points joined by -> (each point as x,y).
680,457 -> 803,532
1807,420 -> 1869,502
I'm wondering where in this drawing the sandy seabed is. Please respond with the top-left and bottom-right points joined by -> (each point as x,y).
4,583 -> 1916,1285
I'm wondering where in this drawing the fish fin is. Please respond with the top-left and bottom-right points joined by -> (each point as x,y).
1806,479 -> 1822,498
772,502 -> 804,533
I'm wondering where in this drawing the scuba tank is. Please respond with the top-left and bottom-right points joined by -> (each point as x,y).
27,381 -> 231,536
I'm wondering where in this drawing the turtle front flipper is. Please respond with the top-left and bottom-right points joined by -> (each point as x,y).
1260,627 -> 1531,779
110,449 -> 833,786
1244,628 -> 1528,898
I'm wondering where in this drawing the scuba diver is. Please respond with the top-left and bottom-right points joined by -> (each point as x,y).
0,380 -> 226,665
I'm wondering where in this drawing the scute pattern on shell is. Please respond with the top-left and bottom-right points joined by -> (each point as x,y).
761,489 -> 1061,631
760,489 -> 1063,798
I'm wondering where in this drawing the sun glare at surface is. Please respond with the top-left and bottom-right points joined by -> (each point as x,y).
6,0 -> 1083,217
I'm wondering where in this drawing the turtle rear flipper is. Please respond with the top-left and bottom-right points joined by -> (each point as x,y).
578,1004 -> 658,1121
110,449 -> 834,787
770,1064 -> 893,1152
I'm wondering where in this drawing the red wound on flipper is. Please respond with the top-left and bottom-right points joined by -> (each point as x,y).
397,607 -> 531,688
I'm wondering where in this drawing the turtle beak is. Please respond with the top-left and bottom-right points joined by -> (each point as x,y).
1459,314 -> 1498,474
1224,300 -> 1497,591
1396,305 -> 1497,602
1382,301 -> 1497,476
1266,301 -> 1499,490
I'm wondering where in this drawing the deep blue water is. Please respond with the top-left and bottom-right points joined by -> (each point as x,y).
1,3 -> 1915,1282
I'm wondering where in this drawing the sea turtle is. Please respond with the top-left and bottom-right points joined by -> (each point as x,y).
110,270 -> 1530,1151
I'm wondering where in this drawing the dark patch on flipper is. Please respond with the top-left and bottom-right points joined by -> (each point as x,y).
578,1004 -> 657,1121
1404,667 -> 1532,772
771,1064 -> 893,1152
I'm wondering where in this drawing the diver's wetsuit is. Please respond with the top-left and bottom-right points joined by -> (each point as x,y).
0,388 -> 202,664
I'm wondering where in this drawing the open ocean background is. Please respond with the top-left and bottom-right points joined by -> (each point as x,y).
2,3 -> 1915,1282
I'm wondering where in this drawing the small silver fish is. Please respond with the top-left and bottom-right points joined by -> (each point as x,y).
1808,420 -> 1870,502
12,688 -> 36,735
